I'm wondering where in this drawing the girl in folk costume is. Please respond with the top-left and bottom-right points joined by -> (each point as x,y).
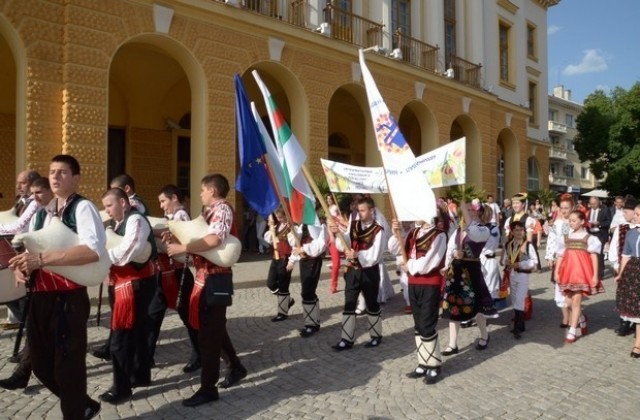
442,200 -> 498,355
554,210 -> 604,344
389,209 -> 449,384
263,206 -> 295,322
545,194 -> 575,328
148,184 -> 200,373
609,196 -> 638,336
501,221 -> 538,339
479,201 -> 501,302
615,203 -> 640,357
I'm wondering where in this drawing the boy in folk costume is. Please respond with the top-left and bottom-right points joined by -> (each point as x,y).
100,188 -> 158,404
289,216 -> 327,337
167,174 -> 247,407
501,221 -> 538,339
147,185 -> 200,373
389,210 -> 449,384
263,206 -> 295,322
331,197 -> 385,351
9,155 -> 103,419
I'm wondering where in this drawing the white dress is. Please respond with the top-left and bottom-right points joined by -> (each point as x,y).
480,224 -> 501,299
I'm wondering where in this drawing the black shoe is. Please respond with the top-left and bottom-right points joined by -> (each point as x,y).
92,347 -> 111,361
559,323 -> 569,328
405,368 -> 426,379
219,366 -> 247,389
423,368 -> 442,385
442,346 -> 459,356
616,320 -> 632,336
84,399 -> 101,420
271,314 -> 288,322
460,320 -> 476,328
0,372 -> 29,390
183,360 -> 201,373
182,389 -> 219,407
299,325 -> 320,337
99,390 -> 132,405
364,336 -> 382,348
332,339 -> 353,351
475,335 -> 490,351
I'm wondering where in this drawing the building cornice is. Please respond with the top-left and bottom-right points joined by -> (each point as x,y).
533,0 -> 561,9
497,0 -> 519,14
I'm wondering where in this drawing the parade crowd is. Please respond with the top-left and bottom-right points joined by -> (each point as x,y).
1,155 -> 639,420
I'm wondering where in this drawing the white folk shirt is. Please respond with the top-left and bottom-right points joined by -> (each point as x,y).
388,225 -> 447,276
337,219 -> 384,268
0,200 -> 40,235
288,224 -> 328,263
108,212 -> 151,266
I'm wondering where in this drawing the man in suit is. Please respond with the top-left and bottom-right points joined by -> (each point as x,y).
587,196 -> 611,280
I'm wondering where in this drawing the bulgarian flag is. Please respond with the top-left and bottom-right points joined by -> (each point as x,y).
252,70 -> 318,225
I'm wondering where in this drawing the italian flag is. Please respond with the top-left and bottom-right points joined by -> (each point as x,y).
252,70 -> 318,225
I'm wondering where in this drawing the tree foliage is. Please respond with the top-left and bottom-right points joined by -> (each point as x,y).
574,83 -> 640,196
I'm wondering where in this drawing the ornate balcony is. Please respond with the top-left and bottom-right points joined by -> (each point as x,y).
447,55 -> 482,88
322,3 -> 384,48
549,145 -> 567,160
392,29 -> 439,72
548,120 -> 567,134
548,173 -> 568,186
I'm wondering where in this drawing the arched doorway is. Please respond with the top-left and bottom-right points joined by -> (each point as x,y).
108,40 -> 196,215
450,115 -> 481,186
398,100 -> 438,156
327,85 -> 368,165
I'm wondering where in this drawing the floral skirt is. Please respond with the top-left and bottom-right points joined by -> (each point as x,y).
616,257 -> 640,322
442,259 -> 497,322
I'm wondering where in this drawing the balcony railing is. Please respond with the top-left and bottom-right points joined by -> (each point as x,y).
393,29 -> 439,72
323,3 -> 384,48
548,173 -> 568,186
222,0 -> 310,28
448,55 -> 482,88
550,145 -> 567,160
548,120 -> 567,134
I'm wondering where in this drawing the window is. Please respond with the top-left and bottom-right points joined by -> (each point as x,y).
581,167 -> 589,179
527,23 -> 537,59
527,157 -> 540,190
550,135 -> 560,146
564,164 -> 574,178
549,109 -> 558,121
550,163 -> 558,175
566,139 -> 574,151
444,0 -> 456,63
565,113 -> 574,128
391,0 -> 411,51
528,81 -> 537,126
499,22 -> 510,82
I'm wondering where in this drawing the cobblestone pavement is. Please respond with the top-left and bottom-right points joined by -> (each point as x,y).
1,255 -> 639,419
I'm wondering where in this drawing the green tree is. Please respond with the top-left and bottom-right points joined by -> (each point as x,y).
574,83 -> 640,196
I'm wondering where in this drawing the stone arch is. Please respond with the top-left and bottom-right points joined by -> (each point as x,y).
398,100 -> 438,155
327,83 -> 371,166
241,61 -> 309,151
449,114 -> 481,186
108,34 -> 207,215
497,127 -> 519,200
0,15 -> 26,207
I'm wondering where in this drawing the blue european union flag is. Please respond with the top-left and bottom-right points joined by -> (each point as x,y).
234,74 -> 279,218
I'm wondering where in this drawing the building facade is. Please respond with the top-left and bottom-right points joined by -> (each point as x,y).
0,0 -> 558,215
547,85 -> 595,195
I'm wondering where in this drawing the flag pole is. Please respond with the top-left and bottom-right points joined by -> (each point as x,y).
262,158 -> 302,247
300,165 -> 351,251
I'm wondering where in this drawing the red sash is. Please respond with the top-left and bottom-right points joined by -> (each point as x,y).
112,281 -> 134,330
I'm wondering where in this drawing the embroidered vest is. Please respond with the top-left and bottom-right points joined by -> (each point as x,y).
109,209 -> 157,285
406,227 -> 446,286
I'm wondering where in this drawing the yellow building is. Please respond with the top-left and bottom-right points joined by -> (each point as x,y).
0,0 -> 558,216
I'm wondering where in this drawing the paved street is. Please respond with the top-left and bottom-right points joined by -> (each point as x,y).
0,254 -> 639,419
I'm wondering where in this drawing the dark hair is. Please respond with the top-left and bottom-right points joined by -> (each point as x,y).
31,177 -> 50,190
102,187 -> 129,202
110,174 -> 136,191
356,196 -> 375,209
26,170 -> 41,184
509,220 -> 526,231
159,184 -> 183,203
201,173 -> 230,198
570,210 -> 585,221
51,155 -> 80,175
436,207 -> 450,233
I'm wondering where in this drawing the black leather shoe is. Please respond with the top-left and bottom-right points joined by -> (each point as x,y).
183,360 -> 201,373
364,336 -> 382,348
92,347 -> 111,361
84,399 -> 101,420
460,320 -> 476,328
99,390 -> 132,405
299,325 -> 320,337
475,335 -> 490,351
182,389 -> 219,407
441,346 -> 459,356
332,339 -> 353,352
424,368 -> 442,385
271,314 -> 288,322
0,372 -> 29,390
219,366 -> 247,389
405,368 -> 426,379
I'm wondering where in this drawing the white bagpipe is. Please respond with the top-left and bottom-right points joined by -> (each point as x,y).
0,208 -> 19,224
0,236 -> 26,304
146,216 -> 189,263
12,217 -> 112,287
167,215 -> 241,267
